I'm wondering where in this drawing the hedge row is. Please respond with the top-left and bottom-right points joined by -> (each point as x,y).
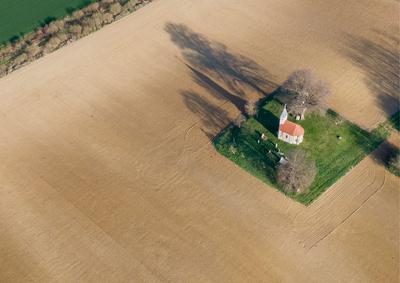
0,0 -> 152,78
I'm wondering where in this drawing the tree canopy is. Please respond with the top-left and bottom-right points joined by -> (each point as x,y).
277,148 -> 317,194
281,69 -> 331,117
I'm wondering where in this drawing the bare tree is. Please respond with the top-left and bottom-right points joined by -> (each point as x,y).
56,32 -> 69,43
124,0 -> 139,11
83,3 -> 100,14
13,53 -> 28,65
82,17 -> 97,33
44,36 -> 61,52
26,44 -> 41,59
282,69 -> 331,118
276,148 -> 316,194
109,3 -> 122,16
233,113 -> 246,128
245,99 -> 259,117
72,10 -> 85,20
82,24 -> 93,36
90,13 -> 104,29
101,0 -> 116,5
68,24 -> 83,38
44,20 -> 64,35
0,64 -> 7,76
102,13 -> 114,24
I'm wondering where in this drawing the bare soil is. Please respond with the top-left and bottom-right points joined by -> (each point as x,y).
0,0 -> 398,282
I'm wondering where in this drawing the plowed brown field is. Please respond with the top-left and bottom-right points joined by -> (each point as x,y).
0,0 -> 398,282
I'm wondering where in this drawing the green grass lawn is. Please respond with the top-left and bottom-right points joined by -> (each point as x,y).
214,92 -> 396,205
0,0 -> 95,44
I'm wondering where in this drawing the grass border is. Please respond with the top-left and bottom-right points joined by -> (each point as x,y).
213,96 -> 398,205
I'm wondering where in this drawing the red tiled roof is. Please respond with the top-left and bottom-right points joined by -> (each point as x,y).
280,120 -> 304,136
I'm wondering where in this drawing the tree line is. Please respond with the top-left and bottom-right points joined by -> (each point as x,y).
0,0 -> 151,78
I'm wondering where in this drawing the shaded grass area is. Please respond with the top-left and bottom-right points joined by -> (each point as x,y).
214,93 -> 398,205
387,110 -> 400,131
382,139 -> 400,178
0,0 -> 95,44
388,164 -> 400,177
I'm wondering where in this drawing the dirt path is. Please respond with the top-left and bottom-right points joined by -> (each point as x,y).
0,0 -> 398,282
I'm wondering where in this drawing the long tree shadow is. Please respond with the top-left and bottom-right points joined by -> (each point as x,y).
165,23 -> 277,97
187,64 -> 247,113
371,141 -> 399,168
166,23 -> 278,140
341,29 -> 399,118
341,29 -> 400,168
181,90 -> 230,140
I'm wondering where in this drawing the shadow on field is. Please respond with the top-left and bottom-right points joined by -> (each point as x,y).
165,23 -> 277,139
367,137 -> 400,177
180,90 -> 230,140
373,141 -> 399,165
342,29 -> 400,118
165,23 -> 276,96
187,64 -> 247,113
